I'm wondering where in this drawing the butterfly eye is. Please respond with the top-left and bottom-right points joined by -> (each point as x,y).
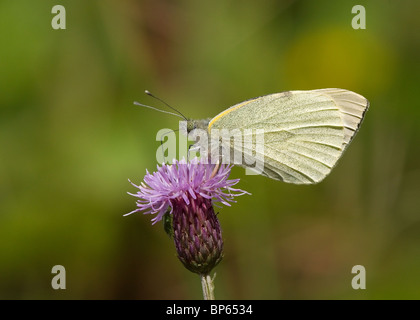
187,121 -> 195,133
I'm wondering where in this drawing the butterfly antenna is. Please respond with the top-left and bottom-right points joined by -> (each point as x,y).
133,101 -> 185,119
144,90 -> 188,120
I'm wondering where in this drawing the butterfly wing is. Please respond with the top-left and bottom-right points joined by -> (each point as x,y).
208,88 -> 369,184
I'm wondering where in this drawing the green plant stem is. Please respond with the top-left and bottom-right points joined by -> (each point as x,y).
200,273 -> 215,300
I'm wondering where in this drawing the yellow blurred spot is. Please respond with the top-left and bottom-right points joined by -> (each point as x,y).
282,28 -> 397,93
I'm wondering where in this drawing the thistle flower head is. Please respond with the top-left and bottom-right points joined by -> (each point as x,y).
126,157 -> 248,224
127,157 -> 248,275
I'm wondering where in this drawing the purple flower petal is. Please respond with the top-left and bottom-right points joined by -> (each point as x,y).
127,157 -> 248,223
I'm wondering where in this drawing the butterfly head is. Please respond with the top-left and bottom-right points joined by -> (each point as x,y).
186,119 -> 211,133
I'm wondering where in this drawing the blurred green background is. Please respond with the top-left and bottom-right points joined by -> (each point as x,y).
1,0 -> 419,299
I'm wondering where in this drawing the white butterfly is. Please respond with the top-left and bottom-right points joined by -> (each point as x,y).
187,88 -> 369,184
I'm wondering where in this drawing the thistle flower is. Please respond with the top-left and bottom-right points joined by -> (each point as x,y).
126,157 -> 248,293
